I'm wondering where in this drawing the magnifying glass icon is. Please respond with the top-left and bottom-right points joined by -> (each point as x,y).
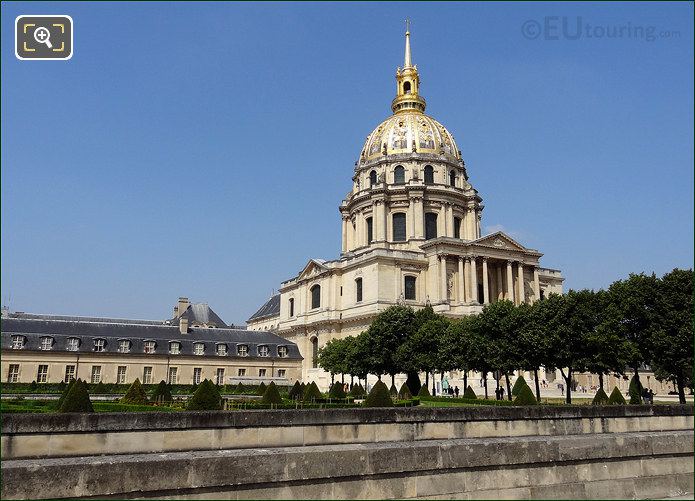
34,27 -> 53,49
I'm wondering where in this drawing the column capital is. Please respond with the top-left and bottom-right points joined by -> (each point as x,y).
481,256 -> 488,263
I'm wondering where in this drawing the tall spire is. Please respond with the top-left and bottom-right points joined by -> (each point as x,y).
404,19 -> 412,68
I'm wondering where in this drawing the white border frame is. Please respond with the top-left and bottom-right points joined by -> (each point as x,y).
15,15 -> 73,61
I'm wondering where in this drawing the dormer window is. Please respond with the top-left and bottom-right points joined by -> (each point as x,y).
278,346 -> 288,358
11,335 -> 25,350
237,344 -> 248,357
144,341 -> 156,354
193,343 -> 205,356
169,341 -> 181,355
66,337 -> 80,352
118,340 -> 131,353
258,345 -> 269,357
93,339 -> 106,352
39,336 -> 54,351
216,344 -> 227,356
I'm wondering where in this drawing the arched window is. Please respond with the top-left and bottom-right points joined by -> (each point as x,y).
449,170 -> 456,187
404,276 -> 417,300
394,165 -> 405,184
425,212 -> 438,240
454,217 -> 462,239
310,284 -> 321,309
369,170 -> 377,186
366,217 -> 373,243
403,81 -> 412,94
392,213 -> 407,241
424,165 -> 434,184
355,277 -> 363,302
288,298 -> 295,317
311,337 -> 319,368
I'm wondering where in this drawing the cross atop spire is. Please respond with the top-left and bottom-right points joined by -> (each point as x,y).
404,19 -> 412,68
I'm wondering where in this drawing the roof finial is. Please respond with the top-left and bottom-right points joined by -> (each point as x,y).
404,19 -> 412,68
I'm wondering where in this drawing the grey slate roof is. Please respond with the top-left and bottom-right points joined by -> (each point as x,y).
1,317 -> 301,360
248,294 -> 280,322
171,303 -> 227,327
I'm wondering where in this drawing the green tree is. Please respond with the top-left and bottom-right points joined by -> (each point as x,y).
517,301 -> 552,401
649,269 -> 693,404
455,315 -> 494,399
187,379 -> 222,410
318,338 -> 349,385
396,315 -> 448,394
257,381 -> 266,396
363,306 -> 417,385
121,378 -> 148,405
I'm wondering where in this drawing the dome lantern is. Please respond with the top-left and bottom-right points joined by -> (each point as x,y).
392,22 -> 426,114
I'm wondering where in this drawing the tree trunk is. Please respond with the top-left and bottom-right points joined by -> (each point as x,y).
350,375 -> 354,386
391,374 -> 395,388
463,371 -> 468,392
483,372 -> 489,399
598,373 -> 604,391
533,368 -> 541,401
341,373 -> 345,384
377,374 -> 381,381
505,373 -> 512,401
677,375 -> 686,404
331,373 -> 335,385
425,372 -> 429,388
560,368 -> 572,404
432,372 -> 436,396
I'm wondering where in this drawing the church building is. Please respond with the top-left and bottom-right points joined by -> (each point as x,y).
248,29 -> 564,388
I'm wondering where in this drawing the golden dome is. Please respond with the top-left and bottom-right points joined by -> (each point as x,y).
361,112 -> 461,163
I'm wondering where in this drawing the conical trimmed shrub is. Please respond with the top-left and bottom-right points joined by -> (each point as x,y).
303,381 -> 323,402
398,382 -> 412,399
262,381 -> 283,405
417,385 -> 431,398
608,386 -> 627,405
349,383 -> 365,398
56,378 -> 76,410
513,383 -> 538,405
151,380 -> 172,403
93,381 -> 107,394
592,388 -> 610,405
121,378 -> 148,405
389,384 -> 398,397
328,382 -> 347,399
257,381 -> 267,396
511,375 -> 528,397
187,379 -> 222,410
288,380 -> 302,400
463,385 -> 477,399
235,382 -> 245,394
59,379 -> 94,413
364,380 -> 394,407
628,375 -> 643,404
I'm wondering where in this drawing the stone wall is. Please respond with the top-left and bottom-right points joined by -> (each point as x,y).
2,405 -> 693,500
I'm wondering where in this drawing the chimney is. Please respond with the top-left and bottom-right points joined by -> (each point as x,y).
179,317 -> 189,335
176,297 -> 190,318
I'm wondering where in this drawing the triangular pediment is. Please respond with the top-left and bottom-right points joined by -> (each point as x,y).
298,259 -> 329,281
473,232 -> 527,251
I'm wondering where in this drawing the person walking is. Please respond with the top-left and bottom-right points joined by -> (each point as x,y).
454,386 -> 460,398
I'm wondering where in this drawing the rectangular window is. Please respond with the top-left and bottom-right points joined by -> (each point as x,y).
289,298 -> 294,317
144,341 -> 156,354
91,366 -> 102,384
238,368 -> 246,377
11,335 -> 25,349
40,337 -> 53,350
143,366 -> 153,384
392,213 -> 407,241
169,342 -> 181,355
168,367 -> 178,384
258,368 -> 267,377
64,365 -> 76,383
258,345 -> 269,357
118,340 -> 130,353
277,369 -> 286,378
117,366 -> 127,384
278,346 -> 288,358
454,217 -> 461,239
238,345 -> 248,357
7,364 -> 20,383
94,339 -> 105,352
67,338 -> 79,351
216,368 -> 225,385
37,365 -> 49,383
216,344 -> 227,356
366,217 -> 373,243
193,367 -> 202,385
193,343 -> 205,356
425,213 -> 438,240
356,278 -> 363,303
404,276 -> 417,301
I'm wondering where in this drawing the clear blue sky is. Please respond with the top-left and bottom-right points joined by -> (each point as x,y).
2,2 -> 693,325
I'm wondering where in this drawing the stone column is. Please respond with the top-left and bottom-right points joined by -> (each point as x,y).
533,267 -> 540,303
506,260 -> 514,302
458,257 -> 465,304
517,262 -> 525,305
408,199 -> 415,240
439,255 -> 448,303
341,216 -> 348,253
446,204 -> 454,237
496,265 -> 504,301
482,258 -> 489,304
382,201 -> 388,243
469,256 -> 478,303
440,204 -> 448,237
414,197 -> 424,239
475,210 -> 481,239
355,213 -> 363,248
463,258 -> 471,302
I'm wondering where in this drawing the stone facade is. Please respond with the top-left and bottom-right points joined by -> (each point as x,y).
247,29 -> 564,386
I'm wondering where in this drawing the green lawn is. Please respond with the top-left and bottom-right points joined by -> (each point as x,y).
1,399 -> 180,413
